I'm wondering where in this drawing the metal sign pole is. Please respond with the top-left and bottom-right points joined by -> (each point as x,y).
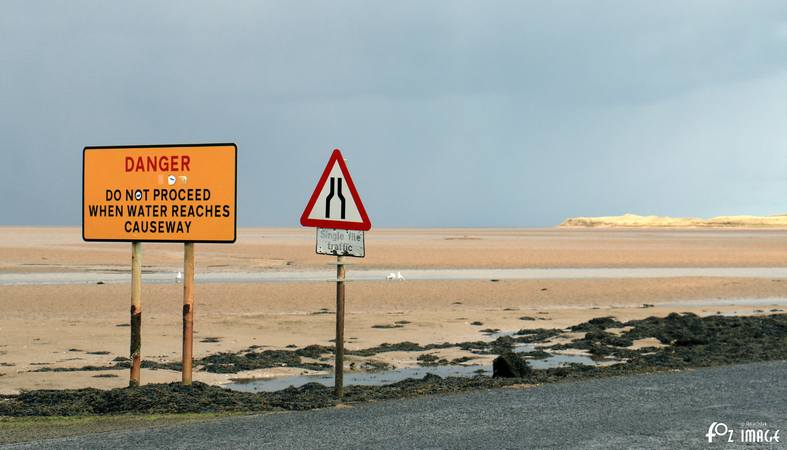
129,241 -> 142,387
335,255 -> 346,399
300,150 -> 371,400
182,242 -> 195,385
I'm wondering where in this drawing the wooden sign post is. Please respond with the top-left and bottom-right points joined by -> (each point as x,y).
130,241 -> 142,386
182,242 -> 195,385
334,255 -> 346,398
300,149 -> 372,400
83,143 -> 237,387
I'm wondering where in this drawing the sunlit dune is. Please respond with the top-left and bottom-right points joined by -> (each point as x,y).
560,213 -> 787,228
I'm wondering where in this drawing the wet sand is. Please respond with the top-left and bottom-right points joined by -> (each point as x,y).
3,227 -> 787,273
0,227 -> 785,394
3,267 -> 787,286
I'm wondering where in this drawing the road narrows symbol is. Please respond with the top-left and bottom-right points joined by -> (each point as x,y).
325,177 -> 347,219
326,178 -> 334,218
337,178 -> 346,219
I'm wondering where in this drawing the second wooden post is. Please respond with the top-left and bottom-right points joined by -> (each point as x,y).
129,241 -> 142,387
182,242 -> 195,385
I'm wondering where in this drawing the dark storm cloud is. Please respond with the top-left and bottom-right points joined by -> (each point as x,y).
0,0 -> 785,226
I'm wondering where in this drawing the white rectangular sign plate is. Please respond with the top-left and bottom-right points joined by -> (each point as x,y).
316,228 -> 365,257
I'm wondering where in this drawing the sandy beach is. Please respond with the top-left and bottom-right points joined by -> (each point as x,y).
0,227 -> 785,394
3,227 -> 787,272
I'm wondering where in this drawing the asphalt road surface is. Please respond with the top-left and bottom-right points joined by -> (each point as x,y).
3,266 -> 787,285
8,361 -> 785,449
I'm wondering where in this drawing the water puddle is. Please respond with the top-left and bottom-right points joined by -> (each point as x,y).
227,347 -> 613,392
3,267 -> 787,286
228,365 -> 490,392
513,343 -> 611,367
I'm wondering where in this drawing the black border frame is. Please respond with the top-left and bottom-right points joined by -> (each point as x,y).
82,143 -> 237,244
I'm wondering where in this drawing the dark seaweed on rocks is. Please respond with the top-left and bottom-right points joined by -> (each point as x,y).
30,365 -> 120,373
265,383 -> 334,411
3,314 -> 784,417
552,330 -> 634,356
458,336 -> 515,355
554,313 -> 787,365
347,342 -> 425,356
493,353 -> 532,378
519,349 -> 551,359
570,316 -> 624,332
116,360 -> 182,371
0,382 -> 269,416
199,350 -> 330,374
624,313 -> 787,367
0,376 -> 522,416
513,328 -> 562,343
293,345 -> 334,359
347,342 -> 454,357
30,359 -> 183,373
417,354 -> 450,367
351,360 -> 392,371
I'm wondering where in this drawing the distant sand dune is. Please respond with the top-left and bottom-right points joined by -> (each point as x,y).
560,213 -> 787,228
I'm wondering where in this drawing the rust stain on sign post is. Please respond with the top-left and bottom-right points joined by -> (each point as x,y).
129,241 -> 142,387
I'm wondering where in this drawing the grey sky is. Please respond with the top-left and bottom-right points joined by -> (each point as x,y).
1,1 -> 785,227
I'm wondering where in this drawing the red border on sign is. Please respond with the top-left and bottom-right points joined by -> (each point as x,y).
300,149 -> 372,231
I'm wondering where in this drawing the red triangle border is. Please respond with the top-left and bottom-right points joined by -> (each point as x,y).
300,149 -> 372,231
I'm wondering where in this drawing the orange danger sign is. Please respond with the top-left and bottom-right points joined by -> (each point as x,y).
83,144 -> 237,243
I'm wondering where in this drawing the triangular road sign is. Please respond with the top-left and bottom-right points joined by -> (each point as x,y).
300,149 -> 372,231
